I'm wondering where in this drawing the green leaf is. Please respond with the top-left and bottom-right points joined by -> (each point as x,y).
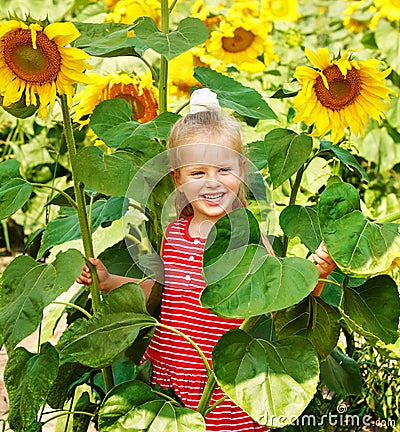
61,284 -> 157,368
340,275 -> 400,345
213,330 -> 319,428
374,20 -> 400,72
274,296 -> 341,360
318,182 -> 400,276
194,67 -> 277,120
0,178 -> 33,220
201,245 -> 319,318
73,22 -> 147,57
264,128 -> 313,188
134,16 -> 209,60
38,197 -> 127,258
73,146 -> 137,196
4,342 -> 59,431
279,205 -> 322,252
90,98 -> 179,150
320,347 -> 362,396
203,208 -> 261,267
0,159 -> 21,183
47,361 -> 92,410
98,380 -> 206,431
0,250 -> 84,349
319,141 -> 368,182
247,140 -> 269,170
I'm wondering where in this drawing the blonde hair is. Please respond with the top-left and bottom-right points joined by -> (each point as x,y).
168,110 -> 248,218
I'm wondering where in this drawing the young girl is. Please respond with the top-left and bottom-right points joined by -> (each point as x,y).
77,88 -> 336,431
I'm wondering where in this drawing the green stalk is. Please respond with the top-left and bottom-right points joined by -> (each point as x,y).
197,373 -> 218,416
30,183 -> 78,209
159,0 -> 169,114
281,164 -> 306,257
59,94 -> 114,391
197,316 -> 261,417
376,211 -> 400,223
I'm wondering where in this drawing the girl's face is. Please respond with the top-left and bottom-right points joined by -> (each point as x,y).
172,140 -> 245,224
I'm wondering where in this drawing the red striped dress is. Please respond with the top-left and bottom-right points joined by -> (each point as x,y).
144,217 -> 269,431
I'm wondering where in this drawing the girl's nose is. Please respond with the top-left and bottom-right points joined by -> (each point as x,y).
204,174 -> 220,188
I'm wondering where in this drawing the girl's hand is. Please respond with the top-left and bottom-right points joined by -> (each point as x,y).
76,257 -> 111,292
310,242 -> 337,296
310,242 -> 336,278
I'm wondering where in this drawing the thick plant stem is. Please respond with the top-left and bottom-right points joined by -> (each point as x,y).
197,316 -> 261,417
159,0 -> 169,114
197,374 -> 217,417
60,94 -> 101,313
281,164 -> 306,257
60,94 -> 115,391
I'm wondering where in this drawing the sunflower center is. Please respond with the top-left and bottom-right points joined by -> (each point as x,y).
3,29 -> 62,84
110,83 -> 145,120
314,65 -> 362,111
221,28 -> 255,53
270,0 -> 289,17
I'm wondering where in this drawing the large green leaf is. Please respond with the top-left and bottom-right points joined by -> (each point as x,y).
194,67 -> 277,120
0,159 -> 21,183
73,146 -> 137,196
318,182 -> 400,276
213,330 -> 319,428
73,22 -> 147,57
4,342 -> 59,431
264,129 -> 313,188
319,141 -> 368,181
61,284 -> 157,368
90,98 -> 178,150
279,205 -> 322,252
0,177 -> 33,220
320,347 -> 362,396
0,250 -> 84,349
203,208 -> 261,267
201,245 -> 319,318
274,296 -> 341,360
37,197 -> 127,258
98,380 -> 205,431
374,20 -> 400,72
47,361 -> 92,410
340,275 -> 400,345
134,16 -> 209,60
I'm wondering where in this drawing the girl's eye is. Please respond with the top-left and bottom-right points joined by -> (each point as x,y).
191,171 -> 204,176
219,167 -> 231,173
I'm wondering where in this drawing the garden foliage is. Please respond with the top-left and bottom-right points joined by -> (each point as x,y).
0,0 -> 399,430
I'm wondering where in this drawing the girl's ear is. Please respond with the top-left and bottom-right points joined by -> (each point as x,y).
240,159 -> 247,179
171,169 -> 181,187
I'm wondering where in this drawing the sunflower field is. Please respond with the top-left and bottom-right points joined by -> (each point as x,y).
0,0 -> 399,431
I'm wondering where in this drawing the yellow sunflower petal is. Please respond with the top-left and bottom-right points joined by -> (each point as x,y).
44,22 -> 81,46
305,47 -> 331,70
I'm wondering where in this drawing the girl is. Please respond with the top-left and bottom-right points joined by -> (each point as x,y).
77,88 -> 336,431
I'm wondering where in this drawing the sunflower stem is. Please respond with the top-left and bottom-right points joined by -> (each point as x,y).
59,94 -> 115,392
281,164 -> 306,257
159,0 -> 169,114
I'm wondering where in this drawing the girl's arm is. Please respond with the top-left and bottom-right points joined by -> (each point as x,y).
310,242 -> 337,296
76,257 -> 154,301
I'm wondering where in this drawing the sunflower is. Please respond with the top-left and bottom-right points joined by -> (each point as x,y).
374,0 -> 400,21
261,0 -> 301,22
292,48 -> 393,142
343,1 -> 380,33
205,10 -> 276,73
106,0 -> 161,25
169,51 -> 205,97
0,19 -> 91,119
73,71 -> 158,127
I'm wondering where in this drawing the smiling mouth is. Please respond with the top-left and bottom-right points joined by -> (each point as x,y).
203,193 -> 224,200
